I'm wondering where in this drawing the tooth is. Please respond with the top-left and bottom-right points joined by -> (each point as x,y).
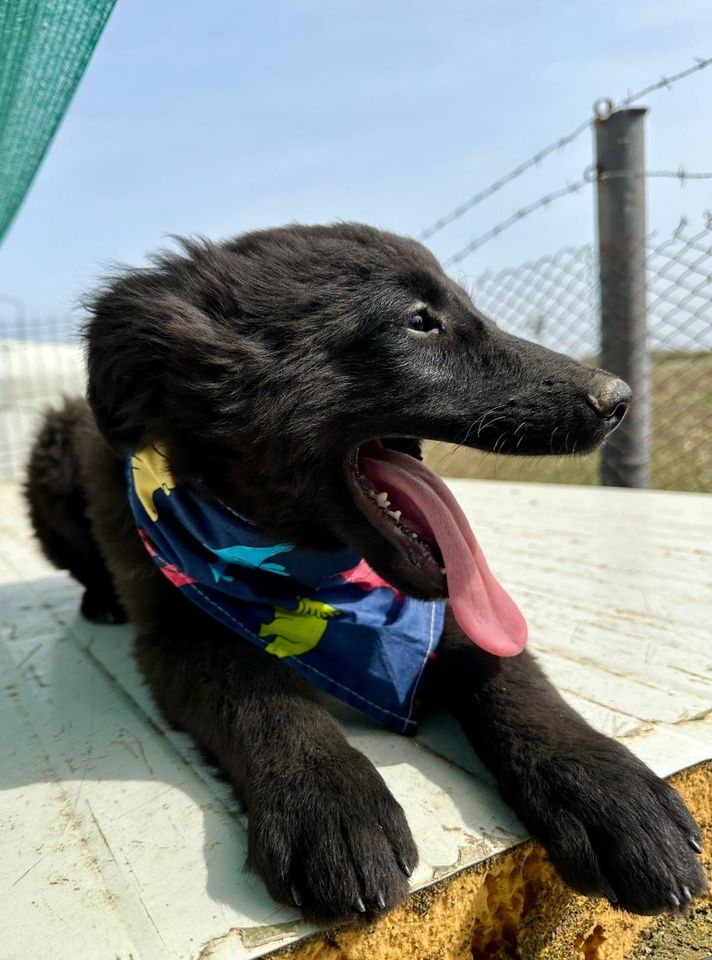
375,492 -> 389,507
440,567 -> 446,575
392,510 -> 402,521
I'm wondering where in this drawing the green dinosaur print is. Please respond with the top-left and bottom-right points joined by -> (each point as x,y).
259,597 -> 341,658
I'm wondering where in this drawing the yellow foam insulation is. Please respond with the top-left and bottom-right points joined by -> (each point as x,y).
272,763 -> 711,960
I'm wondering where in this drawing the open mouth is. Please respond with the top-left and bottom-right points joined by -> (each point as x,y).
349,441 -> 445,584
345,440 -> 528,657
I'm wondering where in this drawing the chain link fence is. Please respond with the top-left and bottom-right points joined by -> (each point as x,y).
1,220 -> 711,490
426,219 -> 712,492
0,298 -> 84,480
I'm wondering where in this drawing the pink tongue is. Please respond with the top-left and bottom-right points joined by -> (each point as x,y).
360,448 -> 527,657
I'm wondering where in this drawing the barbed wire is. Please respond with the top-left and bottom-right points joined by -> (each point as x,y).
420,54 -> 712,242
419,118 -> 591,241
419,120 -> 592,241
620,55 -> 712,106
444,166 -> 712,269
595,167 -> 712,183
444,177 -> 590,267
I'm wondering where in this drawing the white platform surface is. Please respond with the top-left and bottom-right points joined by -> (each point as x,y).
1,479 -> 710,960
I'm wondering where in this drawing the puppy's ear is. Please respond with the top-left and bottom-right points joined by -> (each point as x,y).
84,276 -> 167,452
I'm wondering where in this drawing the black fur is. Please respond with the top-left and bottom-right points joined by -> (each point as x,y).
26,223 -> 705,920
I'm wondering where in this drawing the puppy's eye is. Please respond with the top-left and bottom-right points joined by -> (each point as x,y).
407,310 -> 441,335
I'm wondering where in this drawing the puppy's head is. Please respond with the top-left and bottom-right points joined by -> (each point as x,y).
86,222 -> 629,603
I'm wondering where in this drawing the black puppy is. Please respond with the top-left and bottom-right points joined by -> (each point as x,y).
26,223 -> 705,921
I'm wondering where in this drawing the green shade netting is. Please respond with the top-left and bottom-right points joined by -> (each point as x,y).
0,0 -> 116,244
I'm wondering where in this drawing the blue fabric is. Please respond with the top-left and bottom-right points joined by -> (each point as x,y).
126,445 -> 445,734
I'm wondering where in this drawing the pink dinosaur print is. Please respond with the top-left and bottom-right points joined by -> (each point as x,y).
138,528 -> 197,587
338,558 -> 404,601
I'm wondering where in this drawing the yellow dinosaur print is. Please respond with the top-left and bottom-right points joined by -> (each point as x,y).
131,443 -> 176,522
260,597 -> 341,658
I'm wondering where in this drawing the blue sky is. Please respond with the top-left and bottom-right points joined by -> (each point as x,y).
1,0 -> 710,324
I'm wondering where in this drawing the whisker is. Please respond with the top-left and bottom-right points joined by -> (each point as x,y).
459,416 -> 486,449
427,439 -> 452,472
492,432 -> 506,454
438,446 -> 463,472
478,414 -> 506,438
471,411 -> 493,442
442,412 -> 493,467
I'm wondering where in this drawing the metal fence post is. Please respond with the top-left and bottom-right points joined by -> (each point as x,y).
594,105 -> 650,487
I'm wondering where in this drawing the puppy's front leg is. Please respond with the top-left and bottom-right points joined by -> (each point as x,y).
433,612 -> 706,915
136,601 -> 417,921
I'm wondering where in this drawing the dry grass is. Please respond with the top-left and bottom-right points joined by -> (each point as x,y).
425,353 -> 712,494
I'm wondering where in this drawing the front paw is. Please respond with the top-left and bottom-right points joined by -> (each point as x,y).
504,736 -> 707,915
246,748 -> 417,921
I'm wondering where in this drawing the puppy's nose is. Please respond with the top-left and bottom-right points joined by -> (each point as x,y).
586,376 -> 632,424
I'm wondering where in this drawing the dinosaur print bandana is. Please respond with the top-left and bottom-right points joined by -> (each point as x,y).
126,445 -> 445,734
